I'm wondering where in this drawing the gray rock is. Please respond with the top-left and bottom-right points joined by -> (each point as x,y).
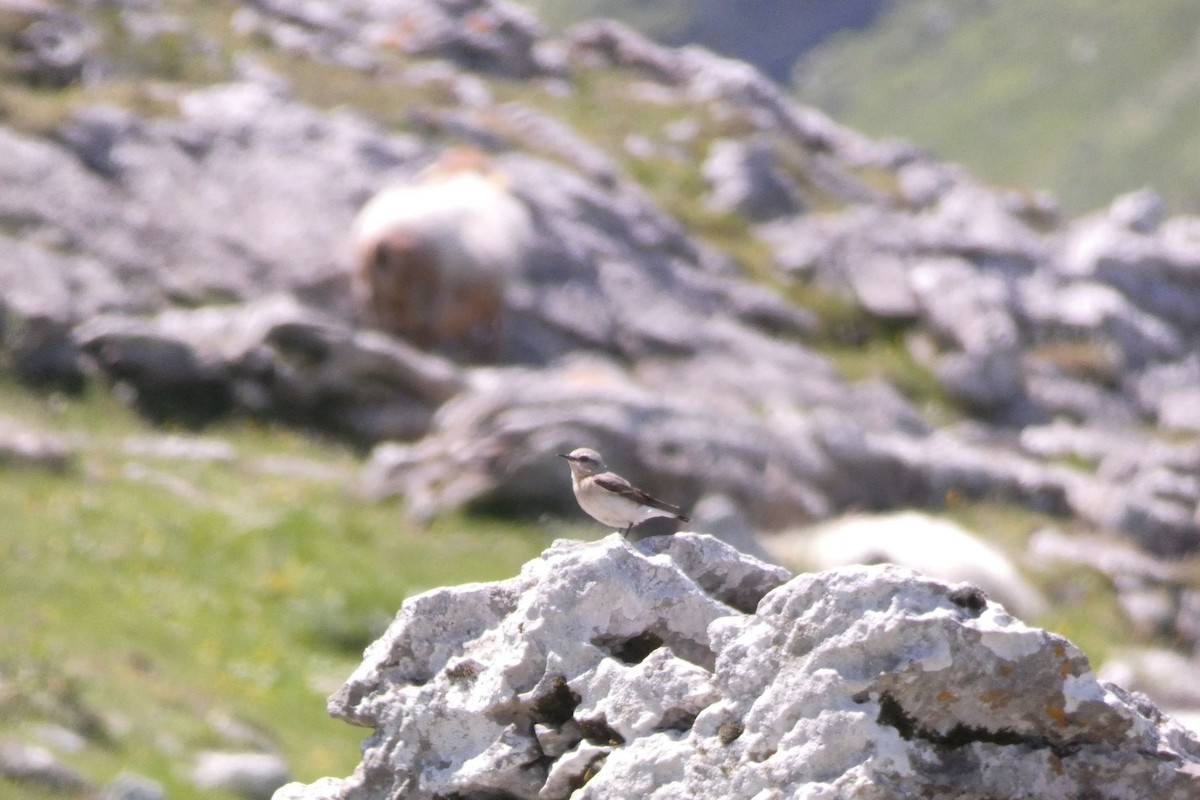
1020,277 -> 1184,368
1111,493 -> 1199,558
767,511 -> 1046,618
1109,188 -> 1167,234
494,102 -> 623,186
895,157 -> 963,208
277,535 -> 1200,800
566,16 -> 888,202
1060,211 -> 1200,332
236,0 -> 549,77
1175,590 -> 1200,650
842,251 -> 921,319
364,349 -> 1195,549
564,19 -> 688,83
103,771 -> 166,800
909,257 -> 1021,354
1100,649 -> 1200,714
1022,363 -> 1136,426
933,347 -> 1025,413
359,354 -> 919,531
32,723 -> 86,755
702,136 -> 803,221
0,740 -> 89,793
5,1 -> 94,87
1027,527 -> 1182,584
1133,356 -> 1200,425
758,205 -> 919,285
193,751 -> 289,800
0,418 -> 73,471
0,308 -> 84,391
1156,386 -> 1200,434
121,434 -> 236,463
0,83 -> 426,338
75,295 -> 464,440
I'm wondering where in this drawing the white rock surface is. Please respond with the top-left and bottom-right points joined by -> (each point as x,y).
764,510 -> 1047,619
193,751 -> 289,800
275,532 -> 1200,800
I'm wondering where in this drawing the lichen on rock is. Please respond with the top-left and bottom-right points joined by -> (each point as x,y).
276,532 -> 1200,800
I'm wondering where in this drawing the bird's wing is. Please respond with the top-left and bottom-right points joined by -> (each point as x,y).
594,473 -> 684,515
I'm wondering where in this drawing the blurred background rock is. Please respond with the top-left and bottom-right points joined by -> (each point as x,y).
1,1 -> 1199,797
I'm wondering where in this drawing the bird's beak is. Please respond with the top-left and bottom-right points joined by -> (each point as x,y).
557,453 -> 571,460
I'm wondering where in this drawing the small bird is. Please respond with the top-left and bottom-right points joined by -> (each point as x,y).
558,447 -> 690,537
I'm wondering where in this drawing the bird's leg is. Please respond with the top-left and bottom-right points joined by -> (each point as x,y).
622,523 -> 633,537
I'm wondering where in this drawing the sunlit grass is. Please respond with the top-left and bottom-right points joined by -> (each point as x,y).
794,0 -> 1200,215
0,379 -> 553,796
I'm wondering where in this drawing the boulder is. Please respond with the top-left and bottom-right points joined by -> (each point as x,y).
0,417 -> 73,471
0,740 -> 89,793
276,532 -> 1200,800
193,751 -> 289,800
360,354 -> 931,531
1100,649 -> 1200,720
765,511 -> 1046,619
701,136 -> 803,221
232,0 -> 549,77
0,81 -> 427,336
75,295 -> 464,440
102,772 -> 166,800
1,0 -> 93,87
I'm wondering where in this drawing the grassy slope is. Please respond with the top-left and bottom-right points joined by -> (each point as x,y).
794,0 -> 1200,215
0,380 -> 554,797
0,1 -> 1177,794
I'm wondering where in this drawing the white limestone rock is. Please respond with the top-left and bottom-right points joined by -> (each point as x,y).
277,533 -> 1200,800
764,511 -> 1046,619
193,751 -> 289,800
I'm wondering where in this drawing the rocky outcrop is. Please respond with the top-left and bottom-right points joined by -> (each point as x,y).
73,295 -> 464,439
276,533 -> 1200,800
233,0 -> 551,77
759,177 -> 1200,437
0,0 -> 94,88
193,751 -> 289,800
764,511 -> 1047,619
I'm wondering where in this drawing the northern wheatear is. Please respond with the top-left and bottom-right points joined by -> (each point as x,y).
558,447 -> 690,536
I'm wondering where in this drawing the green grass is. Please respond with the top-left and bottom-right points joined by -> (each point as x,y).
0,0 -> 238,135
1032,567 -> 1135,668
0,378 -> 553,797
794,0 -> 1200,215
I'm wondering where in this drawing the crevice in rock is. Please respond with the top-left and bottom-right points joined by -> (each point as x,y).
592,630 -> 665,665
578,715 -> 625,746
717,720 -> 744,745
565,751 -> 608,795
947,584 -> 989,615
876,691 -> 1081,759
531,675 -> 580,726
444,658 -> 481,682
657,708 -> 698,733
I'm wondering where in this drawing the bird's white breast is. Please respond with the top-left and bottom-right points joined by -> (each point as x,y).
573,476 -> 673,529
